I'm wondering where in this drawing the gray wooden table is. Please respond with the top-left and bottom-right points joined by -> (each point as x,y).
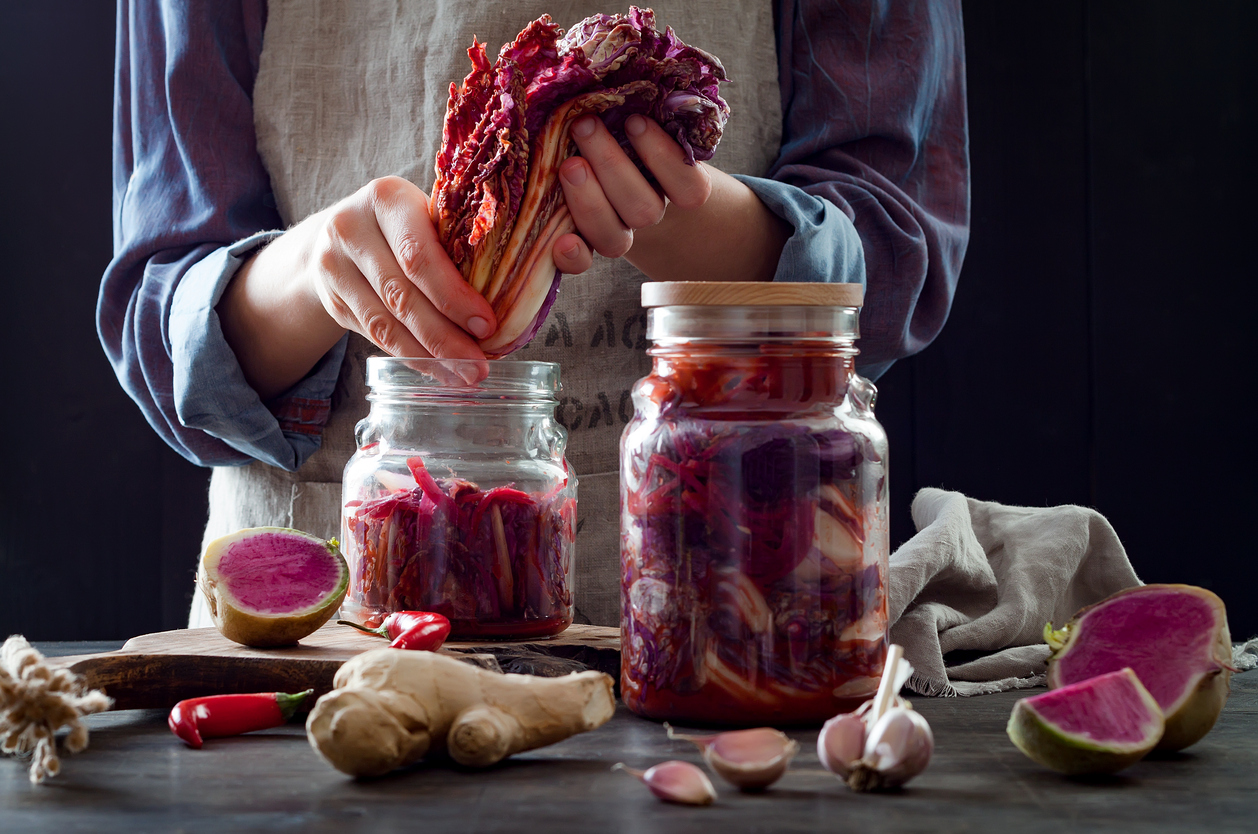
3,643 -> 1254,833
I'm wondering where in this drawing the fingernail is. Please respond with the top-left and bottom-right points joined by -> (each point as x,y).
561,240 -> 580,259
563,161 -> 587,186
467,316 -> 493,339
626,115 -> 646,137
456,362 -> 481,386
572,117 -> 596,138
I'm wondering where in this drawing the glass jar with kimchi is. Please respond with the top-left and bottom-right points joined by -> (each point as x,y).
341,357 -> 575,639
620,282 -> 888,724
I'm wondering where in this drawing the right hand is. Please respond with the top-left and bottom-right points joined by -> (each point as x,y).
300,175 -> 498,360
220,176 -> 500,399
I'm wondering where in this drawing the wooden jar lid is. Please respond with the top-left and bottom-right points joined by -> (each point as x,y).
641,281 -> 863,308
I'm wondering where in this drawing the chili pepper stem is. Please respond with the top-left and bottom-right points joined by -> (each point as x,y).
338,619 -> 389,639
276,689 -> 315,720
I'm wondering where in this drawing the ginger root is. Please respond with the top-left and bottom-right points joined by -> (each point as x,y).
306,648 -> 615,777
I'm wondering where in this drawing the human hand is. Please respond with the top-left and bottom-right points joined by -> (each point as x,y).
220,176 -> 500,398
552,114 -> 713,273
301,175 -> 498,360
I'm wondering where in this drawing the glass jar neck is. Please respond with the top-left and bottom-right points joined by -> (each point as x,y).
365,357 -> 560,407
644,305 -> 859,416
356,358 -> 565,458
648,347 -> 854,414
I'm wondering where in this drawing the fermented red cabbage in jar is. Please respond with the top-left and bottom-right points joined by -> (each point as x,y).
620,284 -> 888,725
346,456 -> 575,638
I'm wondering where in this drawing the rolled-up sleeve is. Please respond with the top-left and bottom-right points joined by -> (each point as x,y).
735,176 -> 866,291
756,0 -> 970,374
99,0 -> 340,469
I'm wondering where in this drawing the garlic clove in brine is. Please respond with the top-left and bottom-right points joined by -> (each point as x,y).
613,760 -> 717,805
666,725 -> 800,791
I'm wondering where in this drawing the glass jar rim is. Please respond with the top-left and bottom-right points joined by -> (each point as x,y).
366,356 -> 560,400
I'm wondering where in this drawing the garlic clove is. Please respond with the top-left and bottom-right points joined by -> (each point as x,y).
613,760 -> 717,806
665,725 -> 799,791
817,712 -> 866,778
862,706 -> 917,770
865,709 -> 915,774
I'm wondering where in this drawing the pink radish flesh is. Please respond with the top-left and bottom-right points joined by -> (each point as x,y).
218,532 -> 342,613
1027,669 -> 1161,745
1050,588 -> 1226,709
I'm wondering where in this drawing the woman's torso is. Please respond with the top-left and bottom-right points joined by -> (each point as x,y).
195,0 -> 782,627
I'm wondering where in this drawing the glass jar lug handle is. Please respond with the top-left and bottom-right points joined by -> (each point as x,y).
546,421 -> 569,459
355,419 -> 381,450
847,374 -> 878,414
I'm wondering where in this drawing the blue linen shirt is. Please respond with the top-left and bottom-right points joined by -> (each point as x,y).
99,0 -> 969,471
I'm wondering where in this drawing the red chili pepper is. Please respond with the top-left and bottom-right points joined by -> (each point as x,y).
339,611 -> 451,652
388,619 -> 451,651
168,690 -> 312,749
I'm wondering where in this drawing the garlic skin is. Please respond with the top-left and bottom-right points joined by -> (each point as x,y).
817,644 -> 934,792
613,760 -> 717,805
666,725 -> 799,791
816,712 -> 865,778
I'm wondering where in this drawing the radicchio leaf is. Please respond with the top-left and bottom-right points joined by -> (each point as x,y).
431,7 -> 729,357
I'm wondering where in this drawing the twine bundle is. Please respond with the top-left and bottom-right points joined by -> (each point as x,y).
0,635 -> 112,783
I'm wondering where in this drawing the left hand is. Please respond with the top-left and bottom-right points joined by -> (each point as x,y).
552,114 -> 713,274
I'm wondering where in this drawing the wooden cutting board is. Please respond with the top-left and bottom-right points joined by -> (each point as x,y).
50,623 -> 620,710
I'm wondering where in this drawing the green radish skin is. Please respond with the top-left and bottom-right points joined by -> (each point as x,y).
1007,668 -> 1164,775
199,527 -> 349,648
1045,584 -> 1232,751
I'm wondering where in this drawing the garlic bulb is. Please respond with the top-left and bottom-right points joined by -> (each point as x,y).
613,760 -> 717,805
666,725 -> 799,791
817,644 -> 934,791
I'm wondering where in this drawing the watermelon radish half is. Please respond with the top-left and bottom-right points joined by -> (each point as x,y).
1007,668 -> 1164,774
1046,584 -> 1232,751
198,527 -> 349,647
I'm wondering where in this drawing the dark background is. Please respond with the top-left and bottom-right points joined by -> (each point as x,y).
1,2 -> 1254,641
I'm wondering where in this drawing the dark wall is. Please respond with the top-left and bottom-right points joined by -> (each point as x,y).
1,1 -> 1254,641
879,0 -> 1258,637
0,2 -> 210,639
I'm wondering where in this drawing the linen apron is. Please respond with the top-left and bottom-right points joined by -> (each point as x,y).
192,0 -> 781,627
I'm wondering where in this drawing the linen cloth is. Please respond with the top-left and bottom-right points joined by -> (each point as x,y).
1234,638 -> 1258,672
890,488 -> 1143,696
